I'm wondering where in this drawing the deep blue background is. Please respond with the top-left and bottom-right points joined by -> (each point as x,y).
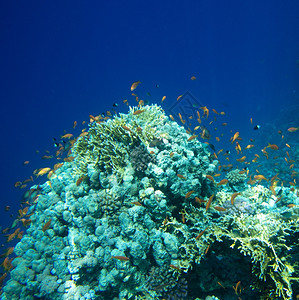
0,1 -> 298,239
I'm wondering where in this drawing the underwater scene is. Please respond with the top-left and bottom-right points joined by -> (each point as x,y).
1,92 -> 299,300
0,1 -> 299,300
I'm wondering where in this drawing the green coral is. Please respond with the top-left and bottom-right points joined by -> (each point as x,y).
72,105 -> 167,179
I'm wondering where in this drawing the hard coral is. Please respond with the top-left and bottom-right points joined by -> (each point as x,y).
130,144 -> 156,172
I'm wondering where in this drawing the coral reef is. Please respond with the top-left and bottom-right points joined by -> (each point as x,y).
1,105 -> 299,300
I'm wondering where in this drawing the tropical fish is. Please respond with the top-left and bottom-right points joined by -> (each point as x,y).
161,96 -> 166,103
133,110 -> 145,115
267,143 -> 279,150
61,133 -> 73,139
206,194 -> 214,210
217,179 -> 228,186
190,76 -> 196,80
214,206 -> 227,212
206,175 -> 214,182
130,81 -> 141,91
185,190 -> 195,199
195,227 -> 208,239
112,256 -> 130,261
231,132 -> 239,144
287,127 -> 298,132
177,95 -> 183,101
187,135 -> 198,141
254,174 -> 267,181
42,219 -> 52,232
231,192 -> 241,205
36,168 -> 51,177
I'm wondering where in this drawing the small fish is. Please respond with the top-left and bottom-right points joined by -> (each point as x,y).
215,137 -> 220,142
287,127 -> 298,132
187,135 -> 198,141
231,132 -> 239,143
212,108 -> 219,114
253,125 -> 261,130
73,121 -> 77,129
236,156 -> 246,162
200,106 -> 209,119
217,179 -> 228,186
112,256 -> 130,261
206,194 -> 214,211
169,264 -> 182,271
185,190 -> 196,199
222,122 -> 227,126
254,174 -> 267,181
177,174 -> 186,180
245,144 -> 255,149
196,227 -> 208,239
36,168 -> 51,177
214,206 -> 226,212
61,133 -> 73,139
267,143 -> 279,150
206,175 -> 214,182
23,161 -> 30,165
190,76 -> 196,80
161,96 -> 166,103
169,152 -> 174,157
130,81 -> 141,91
42,155 -> 53,159
177,95 -> 183,101
76,176 -> 85,186
42,219 -> 52,232
131,201 -> 143,206
112,103 -> 118,107
286,143 -> 290,148
133,110 -> 145,115
230,192 -> 241,205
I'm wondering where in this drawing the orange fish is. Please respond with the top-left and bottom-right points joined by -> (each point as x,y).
206,194 -> 214,211
73,121 -> 77,129
130,81 -> 141,91
112,256 -> 130,261
42,219 -> 52,232
61,133 -> 73,139
216,137 -> 220,142
231,192 -> 241,205
36,168 -> 51,177
177,174 -> 186,180
196,227 -> 208,239
131,201 -> 143,206
245,144 -> 254,149
161,96 -> 166,103
190,76 -> 196,80
133,110 -> 145,115
169,264 -> 182,271
212,109 -> 219,114
177,95 -> 183,101
231,132 -> 239,144
23,160 -> 30,165
76,176 -> 85,186
287,127 -> 298,132
206,175 -> 214,182
254,174 -> 268,181
187,135 -> 198,141
267,143 -> 279,150
201,106 -> 209,119
236,156 -> 246,162
217,179 -> 228,186
214,206 -> 226,212
286,143 -> 290,148
185,190 -> 196,199
222,122 -> 227,126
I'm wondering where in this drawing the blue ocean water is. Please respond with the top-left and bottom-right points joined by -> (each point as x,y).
0,1 -> 298,299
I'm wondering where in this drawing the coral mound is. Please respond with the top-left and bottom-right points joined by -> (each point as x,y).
2,105 -> 299,300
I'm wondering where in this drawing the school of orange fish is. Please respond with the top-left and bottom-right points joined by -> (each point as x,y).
0,78 -> 298,296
